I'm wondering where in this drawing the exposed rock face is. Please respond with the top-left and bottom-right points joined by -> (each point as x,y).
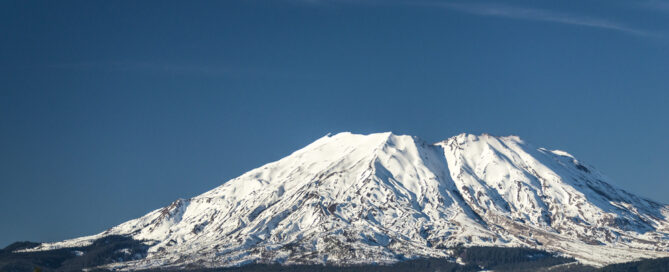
23,132 -> 669,270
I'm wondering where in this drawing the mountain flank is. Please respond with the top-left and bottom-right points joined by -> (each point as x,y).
11,132 -> 669,271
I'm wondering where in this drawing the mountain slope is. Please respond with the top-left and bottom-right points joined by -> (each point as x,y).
21,132 -> 669,270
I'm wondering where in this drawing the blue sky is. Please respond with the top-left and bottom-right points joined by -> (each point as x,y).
1,0 -> 668,247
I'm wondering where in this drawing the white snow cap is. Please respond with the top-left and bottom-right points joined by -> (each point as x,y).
24,132 -> 669,270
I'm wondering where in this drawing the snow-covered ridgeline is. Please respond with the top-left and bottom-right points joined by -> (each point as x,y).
21,132 -> 669,269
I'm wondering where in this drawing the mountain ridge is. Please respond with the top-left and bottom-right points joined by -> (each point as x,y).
19,132 -> 669,270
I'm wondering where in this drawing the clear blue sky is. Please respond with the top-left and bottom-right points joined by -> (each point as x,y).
1,0 -> 668,247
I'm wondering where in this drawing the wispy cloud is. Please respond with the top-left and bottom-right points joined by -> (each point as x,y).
295,0 -> 656,37
48,61 -> 237,77
425,2 -> 656,37
47,61 -> 322,80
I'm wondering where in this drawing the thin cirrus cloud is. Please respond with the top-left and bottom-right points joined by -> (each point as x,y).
419,2 -> 657,37
46,61 -> 322,80
297,0 -> 657,37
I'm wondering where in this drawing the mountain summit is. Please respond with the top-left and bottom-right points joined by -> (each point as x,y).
22,132 -> 669,270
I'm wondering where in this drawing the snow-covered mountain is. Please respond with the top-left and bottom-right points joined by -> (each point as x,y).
23,132 -> 669,270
